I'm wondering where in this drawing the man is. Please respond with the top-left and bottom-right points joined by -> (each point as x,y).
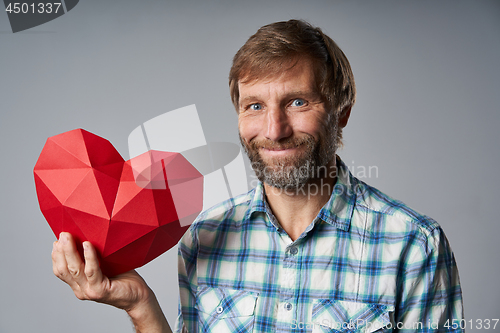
52,20 -> 463,332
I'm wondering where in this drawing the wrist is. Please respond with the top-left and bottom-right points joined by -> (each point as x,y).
126,288 -> 171,333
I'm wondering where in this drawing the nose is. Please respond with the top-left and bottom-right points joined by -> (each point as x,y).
264,105 -> 292,142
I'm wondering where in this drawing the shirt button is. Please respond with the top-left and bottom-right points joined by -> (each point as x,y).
289,247 -> 298,255
284,302 -> 293,311
216,306 -> 223,314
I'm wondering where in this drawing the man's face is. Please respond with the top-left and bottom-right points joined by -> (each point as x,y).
238,57 -> 338,190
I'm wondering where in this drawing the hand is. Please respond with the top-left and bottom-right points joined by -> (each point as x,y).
52,232 -> 171,333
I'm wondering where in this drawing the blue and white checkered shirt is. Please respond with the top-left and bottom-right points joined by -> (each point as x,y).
175,158 -> 464,332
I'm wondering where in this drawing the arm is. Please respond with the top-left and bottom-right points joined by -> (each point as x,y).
396,225 -> 464,332
175,228 -> 199,333
51,232 -> 172,333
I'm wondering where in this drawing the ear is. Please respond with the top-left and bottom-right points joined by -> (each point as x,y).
338,105 -> 352,128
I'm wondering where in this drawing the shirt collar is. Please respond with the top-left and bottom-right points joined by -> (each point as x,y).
245,181 -> 268,220
316,157 -> 356,231
244,156 -> 356,232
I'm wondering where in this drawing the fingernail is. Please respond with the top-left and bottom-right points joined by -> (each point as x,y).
83,242 -> 88,251
59,233 -> 67,244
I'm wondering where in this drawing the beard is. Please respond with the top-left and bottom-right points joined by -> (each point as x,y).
240,113 -> 338,191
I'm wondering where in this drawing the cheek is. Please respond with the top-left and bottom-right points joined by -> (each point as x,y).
238,116 -> 261,143
292,113 -> 328,140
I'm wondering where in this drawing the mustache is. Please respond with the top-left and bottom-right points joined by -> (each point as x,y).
248,136 -> 315,150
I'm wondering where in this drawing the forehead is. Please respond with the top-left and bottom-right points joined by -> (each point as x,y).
238,57 -> 318,100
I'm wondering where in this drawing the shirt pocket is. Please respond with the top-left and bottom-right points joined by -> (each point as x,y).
311,299 -> 394,333
195,286 -> 259,333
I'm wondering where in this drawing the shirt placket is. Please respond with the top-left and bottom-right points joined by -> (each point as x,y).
276,238 -> 301,332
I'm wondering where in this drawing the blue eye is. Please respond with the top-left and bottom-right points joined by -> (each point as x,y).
250,103 -> 262,111
291,99 -> 305,107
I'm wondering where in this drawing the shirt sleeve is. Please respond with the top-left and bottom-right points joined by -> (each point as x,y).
396,223 -> 464,332
174,226 -> 199,333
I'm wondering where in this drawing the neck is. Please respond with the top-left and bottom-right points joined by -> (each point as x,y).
263,158 -> 338,241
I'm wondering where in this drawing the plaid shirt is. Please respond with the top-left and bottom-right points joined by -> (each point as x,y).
175,158 -> 464,333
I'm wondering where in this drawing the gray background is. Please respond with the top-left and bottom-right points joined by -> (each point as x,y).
1,1 -> 499,332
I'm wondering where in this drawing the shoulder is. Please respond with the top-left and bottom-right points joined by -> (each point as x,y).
188,188 -> 255,232
350,176 -> 444,253
335,158 -> 439,237
179,187 -> 258,253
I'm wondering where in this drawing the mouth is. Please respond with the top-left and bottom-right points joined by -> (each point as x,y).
245,135 -> 314,161
260,145 -> 302,157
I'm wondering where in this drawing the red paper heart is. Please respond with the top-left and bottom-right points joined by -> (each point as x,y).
34,129 -> 203,276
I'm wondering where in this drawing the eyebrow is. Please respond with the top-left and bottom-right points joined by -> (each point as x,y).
238,96 -> 260,108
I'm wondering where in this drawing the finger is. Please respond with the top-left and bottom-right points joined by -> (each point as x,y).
83,241 -> 104,285
60,233 -> 86,285
52,240 -> 68,278
52,239 -> 83,294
